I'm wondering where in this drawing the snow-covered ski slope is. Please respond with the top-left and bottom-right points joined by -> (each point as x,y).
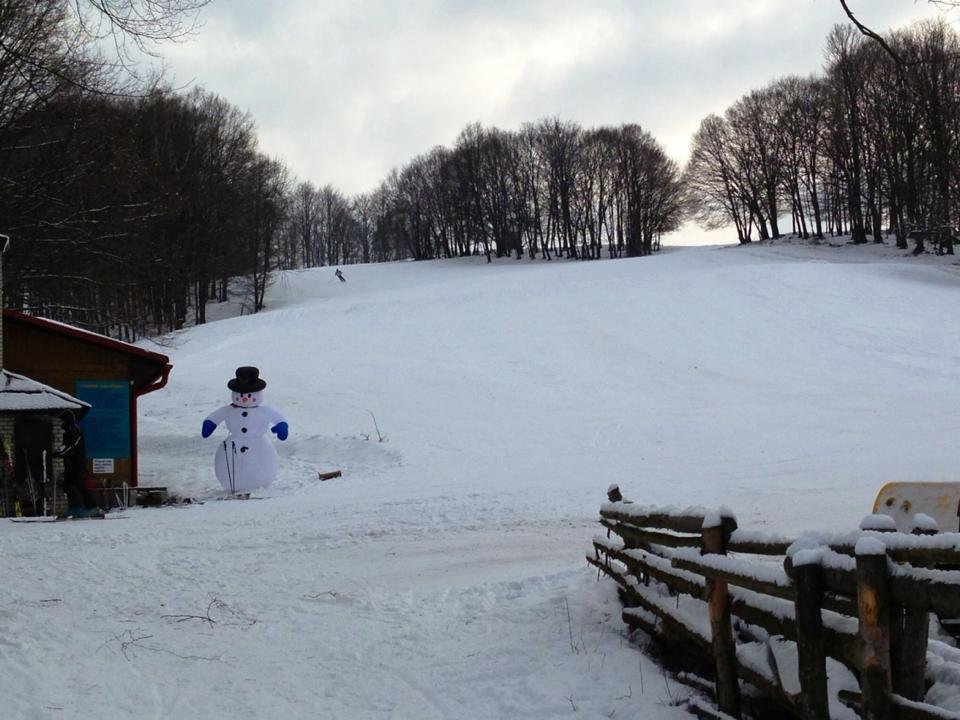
3,240 -> 959,719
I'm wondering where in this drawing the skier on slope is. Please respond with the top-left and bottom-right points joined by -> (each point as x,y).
201,367 -> 289,494
55,411 -> 99,517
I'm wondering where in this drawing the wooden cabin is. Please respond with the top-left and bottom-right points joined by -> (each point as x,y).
3,309 -> 171,496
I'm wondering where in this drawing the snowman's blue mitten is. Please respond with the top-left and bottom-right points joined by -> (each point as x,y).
202,419 -> 217,438
271,422 -> 289,441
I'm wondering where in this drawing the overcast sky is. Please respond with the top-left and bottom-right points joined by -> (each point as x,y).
161,0 -> 944,198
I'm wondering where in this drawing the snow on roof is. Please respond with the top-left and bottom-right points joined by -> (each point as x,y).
0,370 -> 89,412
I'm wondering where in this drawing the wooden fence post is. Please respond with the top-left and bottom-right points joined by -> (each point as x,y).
702,514 -> 740,718
889,521 -> 935,701
856,538 -> 892,720
793,554 -> 829,720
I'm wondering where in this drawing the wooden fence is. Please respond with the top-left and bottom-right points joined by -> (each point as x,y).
586,487 -> 960,720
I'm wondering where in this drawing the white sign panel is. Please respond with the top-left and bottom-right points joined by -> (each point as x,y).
92,458 -> 115,474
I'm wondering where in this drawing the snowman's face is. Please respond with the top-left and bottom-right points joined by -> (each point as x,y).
232,390 -> 263,408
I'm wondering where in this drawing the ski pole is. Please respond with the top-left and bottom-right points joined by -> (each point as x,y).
222,440 -> 233,494
0,437 -> 7,518
42,450 -> 48,517
231,441 -> 238,494
23,449 -> 36,516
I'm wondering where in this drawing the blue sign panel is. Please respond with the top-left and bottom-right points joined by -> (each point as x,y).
75,380 -> 131,459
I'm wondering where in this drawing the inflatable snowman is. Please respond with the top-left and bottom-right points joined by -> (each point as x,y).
201,366 -> 289,493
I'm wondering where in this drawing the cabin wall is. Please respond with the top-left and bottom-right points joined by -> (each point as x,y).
4,323 -> 135,486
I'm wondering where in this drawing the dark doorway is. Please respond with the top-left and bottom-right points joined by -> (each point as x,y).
14,415 -> 53,516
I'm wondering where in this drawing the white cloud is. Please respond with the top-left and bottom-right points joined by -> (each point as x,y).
161,0 -> 945,195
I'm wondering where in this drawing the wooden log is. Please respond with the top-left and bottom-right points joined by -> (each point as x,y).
793,560 -> 829,720
887,569 -> 960,618
816,547 -> 960,616
586,554 -> 632,593
785,551 -> 859,599
591,542 -> 706,601
838,688 -> 862,714
675,672 -> 716,698
591,542 -> 641,575
726,537 -> 794,556
621,593 -> 711,653
728,593 -> 858,671
783,556 -> 859,616
887,521 -> 935,703
595,542 -> 857,670
857,543 -> 893,720
599,519 -> 651,551
732,649 -> 802,715
600,519 -> 701,549
671,554 -> 795,602
890,605 -> 929,702
829,538 -> 960,568
318,469 -> 342,481
597,556 -> 800,719
838,690 -> 960,720
888,546 -> 960,566
595,544 -> 853,669
888,696 -> 960,720
622,593 -> 800,718
600,505 -> 707,534
822,590 -> 858,618
685,653 -> 804,718
686,698 -> 739,720
621,605 -> 660,637
702,522 -> 741,718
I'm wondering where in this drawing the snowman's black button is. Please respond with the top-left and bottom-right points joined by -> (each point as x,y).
241,427 -> 248,433
240,446 -> 248,453
242,411 -> 248,417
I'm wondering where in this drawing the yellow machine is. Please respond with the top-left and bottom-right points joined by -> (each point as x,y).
873,482 -> 960,533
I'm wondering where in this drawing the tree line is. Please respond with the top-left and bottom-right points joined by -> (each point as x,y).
4,110 -> 684,341
3,87 -> 288,337
283,120 -> 684,269
685,19 -> 960,254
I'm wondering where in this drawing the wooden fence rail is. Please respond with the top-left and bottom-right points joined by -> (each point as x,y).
587,489 -> 960,720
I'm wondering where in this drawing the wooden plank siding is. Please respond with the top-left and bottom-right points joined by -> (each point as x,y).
3,310 -> 170,488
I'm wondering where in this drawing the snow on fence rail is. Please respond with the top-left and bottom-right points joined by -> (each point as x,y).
587,488 -> 960,720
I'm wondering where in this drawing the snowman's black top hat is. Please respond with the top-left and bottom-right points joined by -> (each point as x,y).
228,366 -> 266,393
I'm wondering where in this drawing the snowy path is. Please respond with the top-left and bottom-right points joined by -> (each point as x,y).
1,505 -> 688,719
3,240 -> 959,718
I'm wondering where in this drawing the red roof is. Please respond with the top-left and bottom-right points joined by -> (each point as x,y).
3,309 -> 170,366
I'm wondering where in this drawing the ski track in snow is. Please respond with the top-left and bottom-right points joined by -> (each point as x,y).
3,241 -> 959,718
